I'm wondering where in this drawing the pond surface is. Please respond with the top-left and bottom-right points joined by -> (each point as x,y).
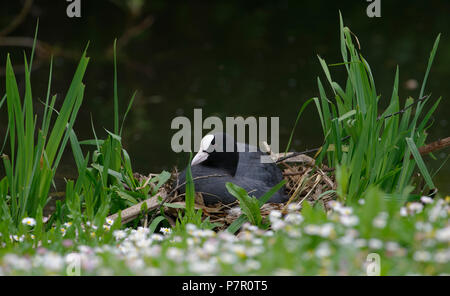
1,1 -> 449,194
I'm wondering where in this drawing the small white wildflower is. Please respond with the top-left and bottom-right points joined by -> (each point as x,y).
166,248 -> 183,262
203,240 -> 219,254
435,226 -> 450,242
354,239 -> 367,248
151,233 -> 164,241
190,260 -> 215,274
271,219 -> 286,231
385,241 -> 400,252
368,238 -> 383,249
113,230 -> 127,240
304,224 -> 321,235
22,217 -> 36,227
413,250 -> 431,262
315,242 -> 331,258
287,203 -> 301,212
105,218 -> 114,225
269,210 -> 282,222
358,199 -> 366,205
415,221 -> 433,233
219,253 -> 237,264
42,252 -> 64,271
245,259 -> 261,270
407,202 -> 424,214
340,215 -> 359,227
228,207 -> 242,216
264,230 -> 274,237
420,196 -> 433,204
400,207 -> 408,217
337,206 -> 353,216
285,213 -> 304,225
319,223 -> 334,238
328,200 -> 343,211
160,227 -> 172,236
372,212 -> 388,229
434,250 -> 450,264
242,223 -> 258,232
135,238 -> 152,248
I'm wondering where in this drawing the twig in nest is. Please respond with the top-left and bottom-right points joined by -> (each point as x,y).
413,137 -> 450,158
378,95 -> 430,120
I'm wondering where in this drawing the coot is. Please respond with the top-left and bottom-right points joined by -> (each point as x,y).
177,132 -> 287,205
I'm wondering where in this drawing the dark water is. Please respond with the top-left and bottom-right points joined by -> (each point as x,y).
1,1 -> 449,193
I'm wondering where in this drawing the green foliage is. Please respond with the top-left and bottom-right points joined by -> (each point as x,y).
226,183 -> 263,226
226,180 -> 286,233
0,25 -> 88,229
174,154 -> 217,232
313,13 -> 440,202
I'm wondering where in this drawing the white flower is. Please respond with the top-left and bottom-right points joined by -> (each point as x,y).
354,239 -> 367,248
160,227 -> 172,236
269,210 -> 282,222
22,217 -> 36,227
151,233 -> 164,241
340,215 -> 359,227
219,253 -> 237,264
372,212 -> 388,229
113,230 -> 127,240
245,259 -> 261,270
415,221 -> 432,233
285,213 -> 304,225
271,219 -> 286,231
328,200 -> 343,211
413,250 -> 431,262
368,238 -> 383,249
385,241 -> 400,252
434,250 -> 450,264
407,202 -> 424,214
337,206 -> 353,216
304,224 -> 321,235
435,226 -> 450,242
400,207 -> 408,217
319,223 -> 334,237
287,203 -> 301,212
190,260 -> 215,274
242,223 -> 258,232
41,253 -> 64,271
420,196 -> 433,204
166,248 -> 183,262
105,218 -> 114,225
315,242 -> 331,258
11,234 -> 25,242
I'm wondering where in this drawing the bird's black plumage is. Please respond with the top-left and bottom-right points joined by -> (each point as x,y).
177,132 -> 287,205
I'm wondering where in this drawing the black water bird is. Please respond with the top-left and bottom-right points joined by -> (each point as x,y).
177,132 -> 287,205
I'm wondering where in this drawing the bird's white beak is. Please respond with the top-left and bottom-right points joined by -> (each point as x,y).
191,151 -> 209,166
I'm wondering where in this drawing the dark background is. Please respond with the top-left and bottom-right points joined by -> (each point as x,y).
0,0 -> 449,193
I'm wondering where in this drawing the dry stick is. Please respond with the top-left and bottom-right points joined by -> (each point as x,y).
109,174 -> 227,224
415,137 -> 450,158
107,191 -> 165,224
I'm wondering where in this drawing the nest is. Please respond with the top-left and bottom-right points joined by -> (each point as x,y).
131,154 -> 337,231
